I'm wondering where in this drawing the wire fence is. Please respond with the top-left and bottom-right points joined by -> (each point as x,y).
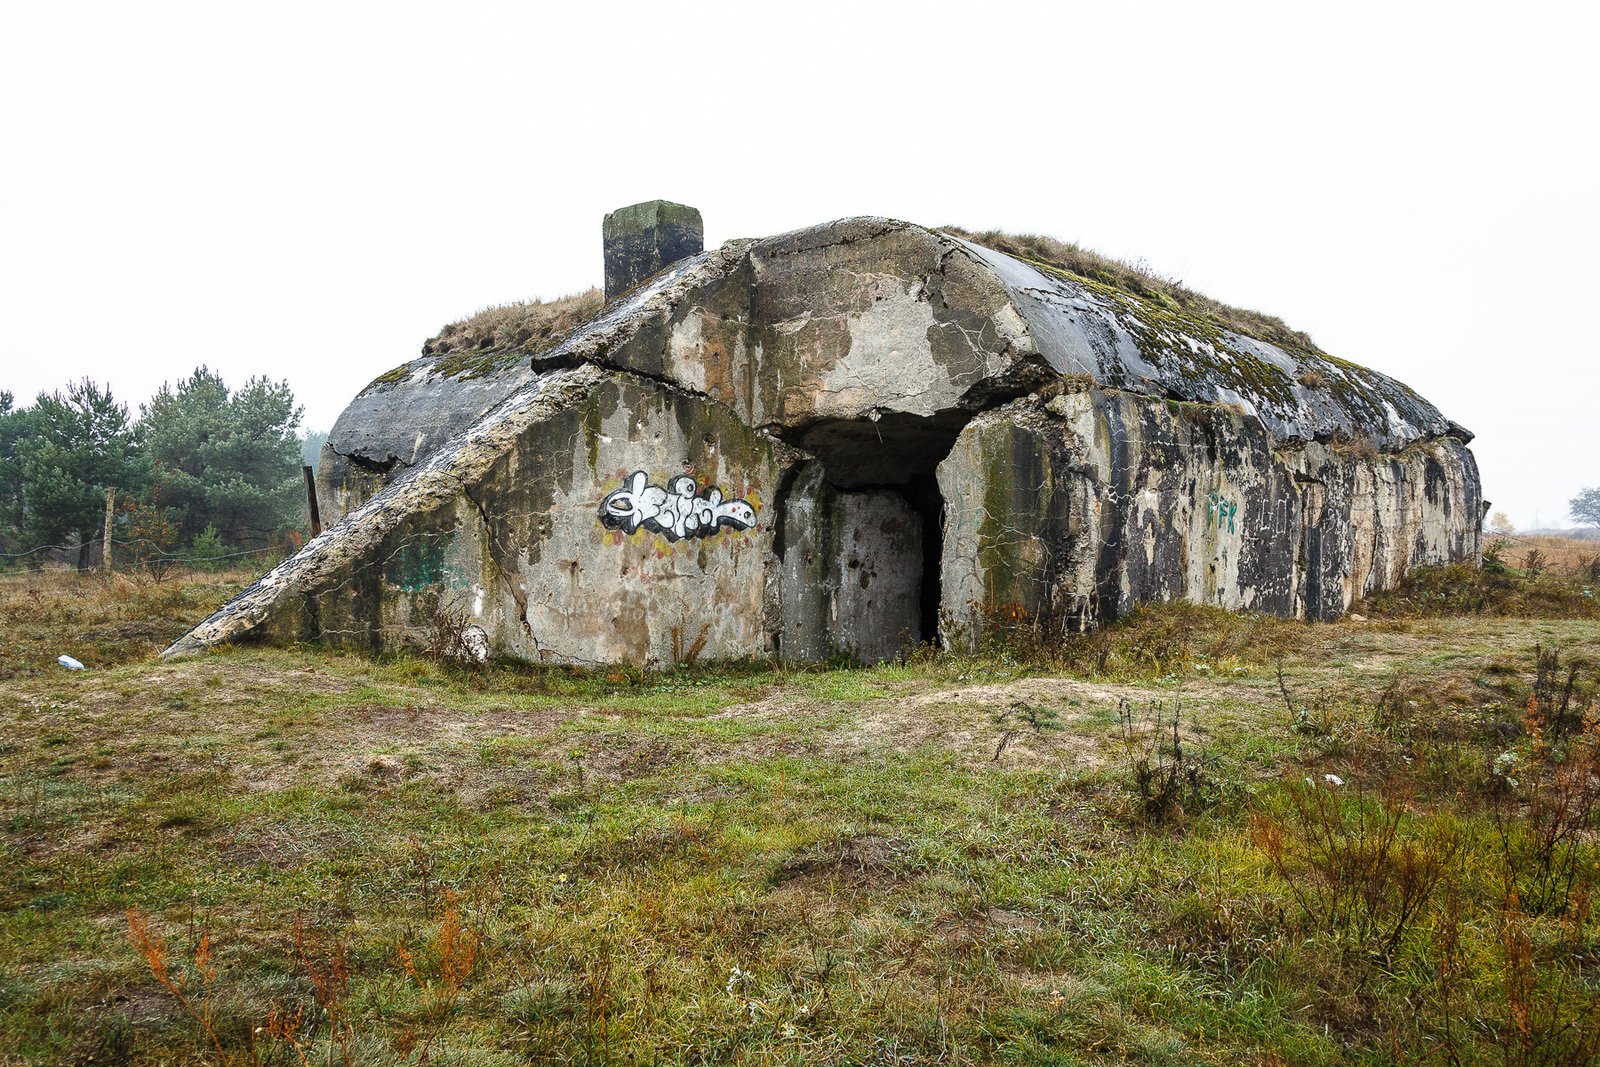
1486,530 -> 1600,550
0,534 -> 291,572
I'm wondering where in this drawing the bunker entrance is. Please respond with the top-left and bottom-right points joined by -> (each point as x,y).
775,412 -> 961,663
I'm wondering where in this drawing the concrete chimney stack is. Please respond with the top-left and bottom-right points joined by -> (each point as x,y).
602,200 -> 704,302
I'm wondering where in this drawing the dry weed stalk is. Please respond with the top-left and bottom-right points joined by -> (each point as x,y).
290,916 -> 354,1065
124,895 -> 486,1064
1500,645 -> 1600,915
424,601 -> 481,665
396,892 -> 480,1063
126,908 -> 240,1065
1118,698 -> 1214,824
670,622 -> 711,667
1498,891 -> 1600,1064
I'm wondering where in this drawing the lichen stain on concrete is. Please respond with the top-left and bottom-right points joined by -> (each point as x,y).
167,213 -> 1483,667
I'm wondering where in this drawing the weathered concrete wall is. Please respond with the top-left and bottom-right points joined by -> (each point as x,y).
318,356 -> 547,520
461,373 -> 782,664
317,217 -> 1469,504
315,244 -> 753,523
168,215 -> 1484,666
193,370 -> 788,665
605,219 -> 1050,487
951,238 -> 1461,452
939,384 -> 1482,645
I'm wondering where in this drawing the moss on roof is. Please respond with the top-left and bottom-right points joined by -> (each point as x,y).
940,227 -> 1321,360
367,289 -> 606,387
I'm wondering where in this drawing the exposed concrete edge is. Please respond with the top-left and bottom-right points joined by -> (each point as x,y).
163,248 -> 758,659
934,231 -> 1463,452
161,366 -> 605,657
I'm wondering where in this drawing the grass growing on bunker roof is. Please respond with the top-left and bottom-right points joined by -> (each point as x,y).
424,288 -> 603,359
369,288 -> 605,386
942,227 -> 1321,359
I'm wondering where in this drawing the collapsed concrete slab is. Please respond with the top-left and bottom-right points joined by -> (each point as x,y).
167,210 -> 1482,665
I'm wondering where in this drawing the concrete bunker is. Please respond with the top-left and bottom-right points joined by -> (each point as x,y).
165,203 -> 1484,666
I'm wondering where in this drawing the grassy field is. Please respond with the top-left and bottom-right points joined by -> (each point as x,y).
3,558 -> 1600,1065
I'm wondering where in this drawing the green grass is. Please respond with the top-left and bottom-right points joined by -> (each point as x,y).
3,568 -> 1600,1063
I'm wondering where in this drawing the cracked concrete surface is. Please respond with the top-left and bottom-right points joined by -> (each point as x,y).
168,217 -> 1482,665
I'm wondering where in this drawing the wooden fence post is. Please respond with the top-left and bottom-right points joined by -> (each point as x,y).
303,466 -> 322,538
102,487 -> 115,577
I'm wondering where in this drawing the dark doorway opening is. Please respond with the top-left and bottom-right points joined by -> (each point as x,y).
902,471 -> 945,647
775,412 -> 961,661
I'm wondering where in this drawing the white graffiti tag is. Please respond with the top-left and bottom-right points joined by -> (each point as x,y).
598,471 -> 757,541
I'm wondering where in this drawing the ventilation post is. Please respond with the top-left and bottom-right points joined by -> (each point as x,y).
602,200 -> 704,301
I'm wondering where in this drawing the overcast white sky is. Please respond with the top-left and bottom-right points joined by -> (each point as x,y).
2,1 -> 1595,528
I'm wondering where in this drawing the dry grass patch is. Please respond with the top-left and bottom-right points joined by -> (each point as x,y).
773,833 -> 916,891
823,677 -> 1113,769
0,566 -> 258,679
422,288 -> 603,358
1501,532 -> 1600,579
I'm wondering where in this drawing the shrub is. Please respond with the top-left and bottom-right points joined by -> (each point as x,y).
1249,781 -> 1460,963
1497,652 -> 1600,917
1498,894 -> 1600,1064
1496,746 -> 1600,917
993,600 -> 1304,680
1360,563 -> 1600,620
423,601 -> 488,667
186,524 -> 229,572
1485,537 -> 1512,575
1527,642 -> 1594,741
1117,698 -> 1218,825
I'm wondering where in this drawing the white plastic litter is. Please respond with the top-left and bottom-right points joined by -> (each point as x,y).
57,655 -> 85,671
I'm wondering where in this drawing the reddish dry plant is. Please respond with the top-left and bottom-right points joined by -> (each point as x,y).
263,1005 -> 309,1066
579,950 -> 617,1056
128,900 -> 482,1064
396,893 -> 480,1063
1499,893 -> 1600,1065
126,908 -> 236,1065
669,622 -> 711,667
1499,682 -> 1600,917
290,915 -> 355,1066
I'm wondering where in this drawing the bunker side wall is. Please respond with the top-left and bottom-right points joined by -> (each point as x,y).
938,387 -> 1482,644
248,371 -> 791,665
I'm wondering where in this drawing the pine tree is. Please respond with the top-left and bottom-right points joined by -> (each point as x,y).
137,367 -> 303,547
16,380 -> 140,567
